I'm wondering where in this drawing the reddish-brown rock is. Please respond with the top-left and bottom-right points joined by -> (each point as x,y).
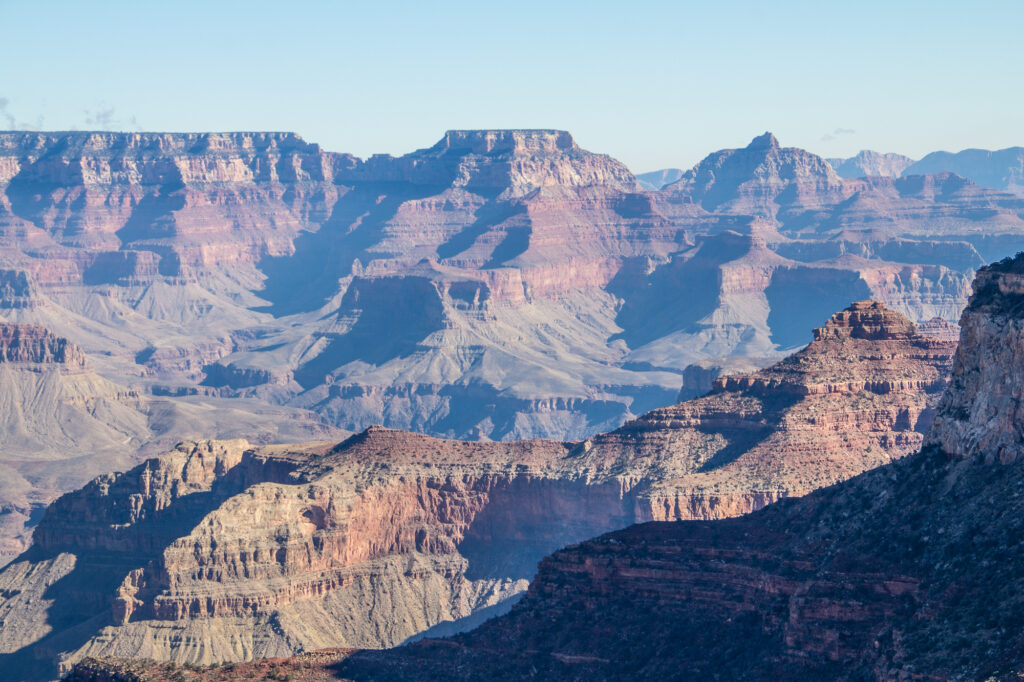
0,302 -> 957,678
330,256 -> 1024,682
0,129 -> 1008,450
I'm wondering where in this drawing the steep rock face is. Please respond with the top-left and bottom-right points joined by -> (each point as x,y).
0,302 -> 957,678
349,129 -> 639,199
827,150 -> 915,179
608,300 -> 955,519
4,129 -> 1024,559
0,320 -> 344,560
0,322 -> 87,369
927,254 -> 1024,463
0,130 -> 695,445
616,228 -> 969,374
336,257 -> 1024,681
0,131 -> 343,279
904,145 -> 1024,195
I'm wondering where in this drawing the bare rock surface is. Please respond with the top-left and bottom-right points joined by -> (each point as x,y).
0,302 -> 956,679
328,257 -> 1024,681
0,320 -> 344,559
2,128 -> 1024,563
904,145 -> 1024,195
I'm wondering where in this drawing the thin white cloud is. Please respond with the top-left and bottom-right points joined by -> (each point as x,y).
821,127 -> 856,142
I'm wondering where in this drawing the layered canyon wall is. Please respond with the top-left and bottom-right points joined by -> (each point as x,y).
0,302 -> 957,678
333,255 -> 1024,681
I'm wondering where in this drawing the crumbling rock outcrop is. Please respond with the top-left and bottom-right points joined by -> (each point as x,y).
927,255 -> 1024,464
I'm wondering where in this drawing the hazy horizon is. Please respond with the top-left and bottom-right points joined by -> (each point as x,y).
2,0 -> 1022,172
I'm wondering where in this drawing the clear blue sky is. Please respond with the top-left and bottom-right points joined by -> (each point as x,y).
1,0 -> 1021,172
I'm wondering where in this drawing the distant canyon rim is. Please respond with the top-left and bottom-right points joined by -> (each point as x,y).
1,126 -> 1024,679
1,126 -> 1024,556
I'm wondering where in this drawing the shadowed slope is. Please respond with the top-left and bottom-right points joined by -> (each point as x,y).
6,302 -> 957,678
333,256 -> 1024,682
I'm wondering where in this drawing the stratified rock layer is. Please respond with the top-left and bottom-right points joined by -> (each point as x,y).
332,257 -> 1024,681
0,302 -> 956,679
1,128 -> 1023,576
0,129 -> 1016,449
0,322 -> 87,369
0,319 -> 344,560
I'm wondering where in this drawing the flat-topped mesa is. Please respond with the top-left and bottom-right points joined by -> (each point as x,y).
433,129 -> 576,155
0,130 -> 322,163
812,300 -> 918,342
0,130 -> 338,189
928,251 -> 1024,463
0,323 -> 88,370
353,129 -> 640,198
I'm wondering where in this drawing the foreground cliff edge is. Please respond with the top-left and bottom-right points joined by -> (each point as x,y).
0,302 -> 955,679
295,255 -> 1022,680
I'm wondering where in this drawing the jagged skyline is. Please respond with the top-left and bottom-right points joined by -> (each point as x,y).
2,0 -> 1022,171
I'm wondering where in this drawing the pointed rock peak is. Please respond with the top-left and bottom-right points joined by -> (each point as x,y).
435,129 -> 576,156
813,300 -> 918,342
747,132 -> 780,151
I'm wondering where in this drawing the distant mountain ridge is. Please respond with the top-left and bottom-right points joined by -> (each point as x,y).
635,167 -> 682,190
827,144 -> 1024,197
827,150 -> 915,178
904,145 -> 1024,195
